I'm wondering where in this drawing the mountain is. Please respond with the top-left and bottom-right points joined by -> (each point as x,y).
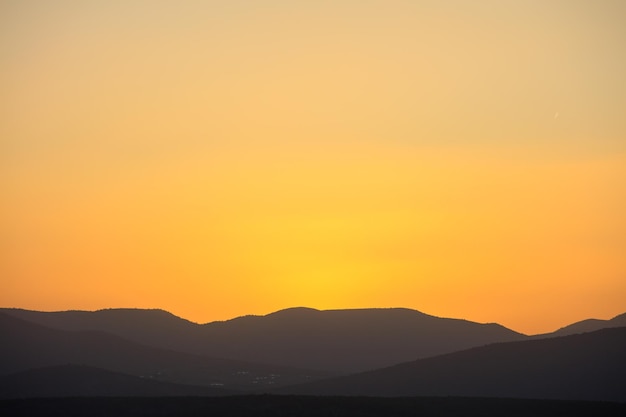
197,307 -> 529,373
1,307 -> 526,373
0,308 -> 201,353
277,327 -> 626,402
0,365 -> 231,398
547,312 -> 626,337
0,313 -> 326,390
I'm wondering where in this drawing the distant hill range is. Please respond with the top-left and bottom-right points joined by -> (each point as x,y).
1,306 -> 624,401
0,364 -> 231,399
0,312 -> 325,391
1,307 -> 527,373
277,327 -> 626,402
536,312 -> 626,338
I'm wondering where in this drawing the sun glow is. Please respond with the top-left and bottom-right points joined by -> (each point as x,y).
2,0 -> 625,334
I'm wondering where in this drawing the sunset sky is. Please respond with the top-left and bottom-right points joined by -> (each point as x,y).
2,0 -> 625,334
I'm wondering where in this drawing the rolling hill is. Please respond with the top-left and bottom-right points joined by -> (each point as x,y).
1,307 -> 527,373
547,312 -> 626,337
0,312 -> 325,390
277,327 -> 626,402
0,365 -> 230,399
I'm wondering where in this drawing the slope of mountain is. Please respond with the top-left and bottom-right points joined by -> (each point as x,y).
547,312 -> 626,337
277,327 -> 626,402
0,364 -> 232,398
1,307 -> 527,373
0,313 -> 326,390
198,307 -> 527,372
0,308 -> 200,353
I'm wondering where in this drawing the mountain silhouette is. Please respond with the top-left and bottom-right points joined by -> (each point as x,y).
0,365 -> 231,399
0,308 -> 200,352
547,312 -> 626,337
276,327 -> 626,402
1,307 -> 526,373
0,313 -> 326,390
196,307 -> 528,372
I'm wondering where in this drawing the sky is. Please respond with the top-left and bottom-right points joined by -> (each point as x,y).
1,0 -> 625,335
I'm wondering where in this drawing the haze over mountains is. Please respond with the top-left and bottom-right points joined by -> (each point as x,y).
1,307 -> 625,402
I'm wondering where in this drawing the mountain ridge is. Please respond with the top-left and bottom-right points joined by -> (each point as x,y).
0,312 -> 327,390
1,306 -> 525,372
276,327 -> 626,402
551,312 -> 626,336
2,306 -> 624,373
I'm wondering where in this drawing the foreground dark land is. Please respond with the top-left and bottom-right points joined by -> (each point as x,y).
2,396 -> 625,417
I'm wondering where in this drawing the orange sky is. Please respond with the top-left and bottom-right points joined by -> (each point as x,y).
2,0 -> 625,335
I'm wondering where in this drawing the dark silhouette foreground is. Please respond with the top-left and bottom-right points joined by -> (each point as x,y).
1,396 -> 625,417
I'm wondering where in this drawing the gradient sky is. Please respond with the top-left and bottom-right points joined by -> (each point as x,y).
2,0 -> 625,334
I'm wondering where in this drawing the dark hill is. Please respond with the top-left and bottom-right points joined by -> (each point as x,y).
1,307 -> 527,373
197,307 -> 526,372
0,308 -> 200,353
0,364 -> 230,398
0,313 -> 325,390
277,327 -> 626,402
547,312 -> 626,337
